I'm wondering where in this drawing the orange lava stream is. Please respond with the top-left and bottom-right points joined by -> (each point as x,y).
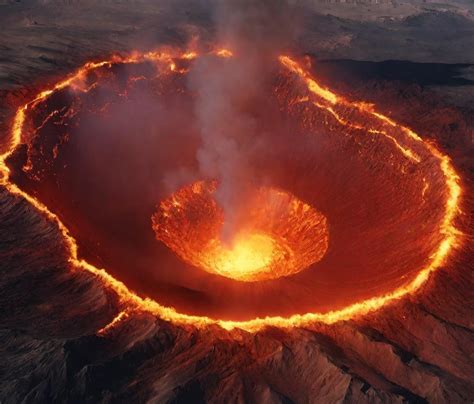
0,50 -> 463,332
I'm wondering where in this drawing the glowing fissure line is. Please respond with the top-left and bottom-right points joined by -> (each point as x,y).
97,310 -> 129,335
0,51 -> 462,332
281,56 -> 420,163
311,101 -> 420,163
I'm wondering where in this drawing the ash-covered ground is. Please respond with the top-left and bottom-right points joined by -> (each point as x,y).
0,1 -> 473,402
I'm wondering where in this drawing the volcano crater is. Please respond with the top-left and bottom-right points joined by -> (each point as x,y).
2,49 -> 460,324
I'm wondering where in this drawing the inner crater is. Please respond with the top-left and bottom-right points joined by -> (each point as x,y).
152,181 -> 329,282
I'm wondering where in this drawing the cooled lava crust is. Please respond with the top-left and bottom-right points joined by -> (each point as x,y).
0,48 -> 462,330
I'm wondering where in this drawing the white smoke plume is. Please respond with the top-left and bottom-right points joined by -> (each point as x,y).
188,0 -> 300,243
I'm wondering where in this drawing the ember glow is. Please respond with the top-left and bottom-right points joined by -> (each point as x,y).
152,181 -> 329,282
0,47 -> 463,332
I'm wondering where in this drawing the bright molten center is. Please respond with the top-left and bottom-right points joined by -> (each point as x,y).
152,181 -> 329,282
207,232 -> 276,280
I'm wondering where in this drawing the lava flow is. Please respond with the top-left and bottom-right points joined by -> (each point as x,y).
0,46 -> 463,332
152,181 -> 329,282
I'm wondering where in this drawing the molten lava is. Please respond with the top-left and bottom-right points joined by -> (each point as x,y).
0,46 -> 463,332
152,181 -> 329,281
209,232 -> 278,280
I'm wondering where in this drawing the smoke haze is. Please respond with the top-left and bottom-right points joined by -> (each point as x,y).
189,0 -> 300,242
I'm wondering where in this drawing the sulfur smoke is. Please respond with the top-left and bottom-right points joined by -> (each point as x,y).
188,0 -> 300,243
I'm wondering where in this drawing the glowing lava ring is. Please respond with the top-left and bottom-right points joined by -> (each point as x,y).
0,48 -> 462,332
